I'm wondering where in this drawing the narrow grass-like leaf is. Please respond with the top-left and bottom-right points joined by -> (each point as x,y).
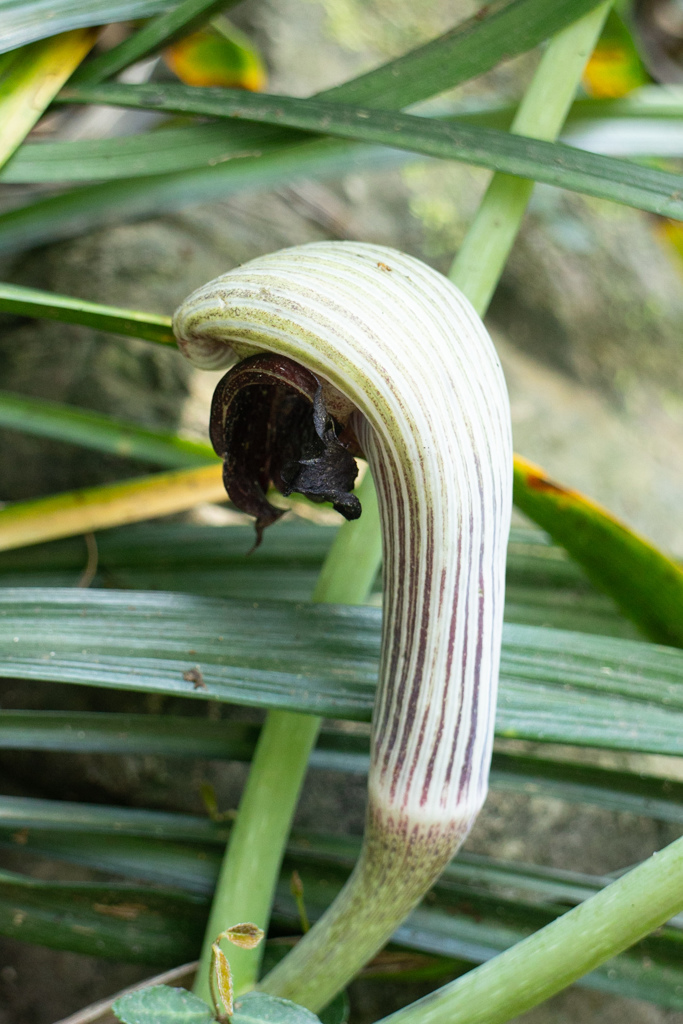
0,281 -> 175,344
0,868 -> 207,965
0,466 -> 225,552
0,30 -> 94,169
1,835 -> 681,1008
0,0 -> 174,54
0,519 -> 639,637
0,391 -> 216,468
6,90 -> 683,184
0,827 -> 224,894
2,712 -> 682,825
1,589 -> 683,753
0,137 -> 392,255
72,0 -> 238,85
269,0 -> 606,113
59,82 -> 683,222
0,122 -> 295,182
0,709 -> 260,758
513,455 -> 683,647
0,793 -> 229,842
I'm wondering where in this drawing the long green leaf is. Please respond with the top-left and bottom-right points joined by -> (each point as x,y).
2,831 -> 682,1007
6,90 -> 683,184
0,0 -> 605,248
513,455 -> 683,648
0,281 -> 175,343
1,589 -> 682,753
58,82 -> 683,222
0,512 -> 638,636
0,137 -> 391,255
71,0 -> 238,85
0,868 -> 207,965
0,792 -> 229,841
0,122 -> 297,182
0,0 -> 172,54
2,713 -> 683,824
0,390 -> 216,468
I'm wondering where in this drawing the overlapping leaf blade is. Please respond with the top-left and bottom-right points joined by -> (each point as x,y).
1,588 -> 683,752
0,281 -> 175,344
7,90 -> 683,183
2,827 -> 683,1007
0,0 -> 605,249
0,390 -> 216,468
58,82 -> 683,223
0,521 -> 639,637
0,867 -> 207,964
0,0 -> 172,54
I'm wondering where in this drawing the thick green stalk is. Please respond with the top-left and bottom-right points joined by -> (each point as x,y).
194,6 -> 611,1010
450,1 -> 612,316
193,473 -> 381,1001
380,833 -> 683,1024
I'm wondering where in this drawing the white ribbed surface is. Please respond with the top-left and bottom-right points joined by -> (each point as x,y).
173,241 -> 512,829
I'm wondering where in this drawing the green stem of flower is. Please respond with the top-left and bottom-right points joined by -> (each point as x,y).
195,3 -> 611,1006
450,1 -> 612,317
379,834 -> 683,1024
193,472 -> 381,1002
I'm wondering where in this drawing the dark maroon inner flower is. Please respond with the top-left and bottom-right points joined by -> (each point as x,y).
210,352 -> 362,546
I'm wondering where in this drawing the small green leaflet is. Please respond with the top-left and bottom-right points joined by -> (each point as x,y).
113,986 -> 215,1024
113,985 -> 323,1024
232,992 -> 322,1024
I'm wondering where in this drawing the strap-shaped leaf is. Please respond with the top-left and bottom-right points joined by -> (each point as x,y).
2,713 -> 683,824
0,389 -> 215,468
7,89 -> 683,184
1,589 -> 683,753
0,0 -> 171,54
0,867 -> 207,964
0,281 -> 175,343
59,82 -> 683,222
0,0 -> 605,248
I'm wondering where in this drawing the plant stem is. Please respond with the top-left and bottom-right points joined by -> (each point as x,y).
195,5 -> 611,1006
192,472 -> 381,1001
194,710 -> 321,1003
379,833 -> 683,1024
450,1 -> 612,317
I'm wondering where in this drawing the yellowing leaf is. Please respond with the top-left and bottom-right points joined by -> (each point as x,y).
164,18 -> 266,91
582,10 -> 649,97
656,216 -> 683,272
211,942 -> 234,1019
513,454 -> 683,648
